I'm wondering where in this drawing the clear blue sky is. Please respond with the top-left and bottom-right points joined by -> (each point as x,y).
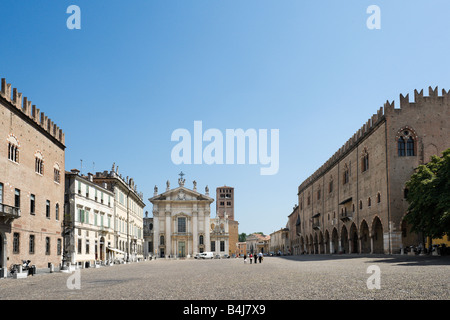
1,1 -> 450,235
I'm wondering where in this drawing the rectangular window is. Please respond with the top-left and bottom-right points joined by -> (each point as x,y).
30,194 -> 35,215
54,168 -> 60,183
29,234 -> 35,254
45,237 -> 50,255
78,181 -> 81,194
220,241 -> 225,252
0,183 -> 3,204
178,217 -> 186,233
15,189 -> 20,208
85,240 -> 90,254
78,238 -> 82,254
57,238 -> 62,255
13,232 -> 20,253
211,241 -> 216,252
46,200 -> 50,218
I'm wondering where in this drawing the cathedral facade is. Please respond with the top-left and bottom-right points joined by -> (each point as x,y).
150,174 -> 229,258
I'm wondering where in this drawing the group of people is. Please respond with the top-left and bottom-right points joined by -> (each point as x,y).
243,252 -> 263,264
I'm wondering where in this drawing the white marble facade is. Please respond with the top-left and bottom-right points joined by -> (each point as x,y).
149,174 -> 218,258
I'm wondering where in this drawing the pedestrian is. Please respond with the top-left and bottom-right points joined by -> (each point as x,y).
249,253 -> 253,264
258,252 -> 263,263
254,253 -> 257,264
243,254 -> 247,263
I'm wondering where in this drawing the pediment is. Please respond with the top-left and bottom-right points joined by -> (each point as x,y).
149,186 -> 214,203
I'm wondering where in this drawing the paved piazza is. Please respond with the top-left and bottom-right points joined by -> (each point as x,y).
0,255 -> 449,300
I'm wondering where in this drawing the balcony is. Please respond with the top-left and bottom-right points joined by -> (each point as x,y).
0,203 -> 21,223
340,211 -> 353,222
312,221 -> 320,230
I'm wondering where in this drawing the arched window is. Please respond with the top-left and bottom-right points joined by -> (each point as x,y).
398,137 -> 406,156
361,148 -> 369,172
359,200 -> 363,210
397,128 -> 417,157
377,192 -> 381,203
54,163 -> 61,183
7,135 -> 19,163
368,197 -> 371,207
35,151 -> 44,175
199,235 -> 204,245
407,137 -> 415,156
343,164 -> 349,184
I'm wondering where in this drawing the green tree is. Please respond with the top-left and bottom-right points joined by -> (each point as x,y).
238,233 -> 247,242
405,148 -> 450,239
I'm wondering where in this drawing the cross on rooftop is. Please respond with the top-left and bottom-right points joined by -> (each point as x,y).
179,171 -> 185,179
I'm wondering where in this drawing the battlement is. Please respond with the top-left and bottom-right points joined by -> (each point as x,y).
0,77 -> 65,145
297,86 -> 447,194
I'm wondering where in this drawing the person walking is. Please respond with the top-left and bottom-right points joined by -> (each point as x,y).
249,253 -> 253,264
258,252 -> 263,263
253,253 -> 257,264
244,254 -> 247,263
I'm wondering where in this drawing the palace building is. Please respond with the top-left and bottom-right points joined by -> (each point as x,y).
290,87 -> 450,255
0,77 -> 65,274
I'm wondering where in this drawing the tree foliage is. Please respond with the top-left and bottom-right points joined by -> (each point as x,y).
405,148 -> 450,239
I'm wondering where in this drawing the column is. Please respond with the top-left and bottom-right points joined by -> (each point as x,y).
153,214 -> 159,257
192,211 -> 198,256
165,211 -> 171,258
204,209 -> 211,252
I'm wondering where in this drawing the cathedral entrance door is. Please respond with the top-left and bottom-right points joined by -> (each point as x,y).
178,241 -> 186,258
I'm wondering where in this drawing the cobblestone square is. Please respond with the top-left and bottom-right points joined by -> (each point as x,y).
0,255 -> 449,301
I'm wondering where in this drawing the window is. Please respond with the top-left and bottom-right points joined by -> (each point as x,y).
14,189 -> 20,208
86,240 -> 90,254
55,203 -> 59,220
46,200 -> 50,218
343,165 -> 349,184
78,238 -> 82,254
360,200 -> 363,210
407,137 -> 415,156
53,164 -> 61,183
328,178 -> 333,193
0,183 -> 3,204
30,194 -> 35,215
307,193 -> 311,205
220,201 -> 224,206
199,235 -> 204,245
220,241 -> 225,252
29,235 -> 35,254
46,237 -> 50,255
398,137 -> 406,156
13,232 -> 20,253
397,128 -> 416,157
368,197 -> 372,207
226,201 -> 231,206
160,235 -> 165,246
178,217 -> 186,233
377,192 -> 381,203
361,148 -> 369,172
7,136 -> 19,163
57,239 -> 62,255
211,241 -> 216,251
35,152 -> 44,175
317,189 -> 321,200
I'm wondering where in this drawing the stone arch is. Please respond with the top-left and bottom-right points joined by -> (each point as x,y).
324,230 -> 330,254
341,225 -> 349,253
318,231 -> 324,254
360,220 -> 371,254
349,222 -> 359,253
331,228 -> 339,254
313,233 -> 318,254
371,216 -> 384,254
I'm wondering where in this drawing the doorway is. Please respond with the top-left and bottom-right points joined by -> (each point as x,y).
178,241 -> 186,258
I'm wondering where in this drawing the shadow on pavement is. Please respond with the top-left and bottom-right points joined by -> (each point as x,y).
272,254 -> 450,266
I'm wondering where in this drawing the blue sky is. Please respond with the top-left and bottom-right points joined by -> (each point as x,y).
1,1 -> 450,236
